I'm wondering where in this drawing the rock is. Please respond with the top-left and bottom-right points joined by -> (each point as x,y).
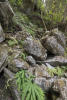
39,56 -> 67,66
0,0 -> 14,28
52,78 -> 67,100
41,36 -> 65,56
15,30 -> 31,41
28,64 -> 67,100
26,56 -> 36,66
34,77 -> 54,91
64,73 -> 67,78
35,77 -> 67,100
8,58 -> 30,73
0,24 -> 5,42
51,29 -> 66,48
34,64 -> 51,78
45,63 -> 54,69
0,45 -> 8,72
28,64 -> 52,90
23,37 -> 47,60
4,68 -> 21,100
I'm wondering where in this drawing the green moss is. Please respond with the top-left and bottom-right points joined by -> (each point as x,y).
47,67 -> 64,77
8,37 -> 18,46
19,52 -> 26,61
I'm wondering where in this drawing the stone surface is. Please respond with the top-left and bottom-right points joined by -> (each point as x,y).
28,63 -> 67,100
26,56 -> 36,66
0,24 -> 5,43
51,29 -> 66,48
0,45 -> 8,72
40,56 -> 67,66
8,58 -> 30,73
41,36 -> 65,56
52,78 -> 67,100
34,64 -> 51,78
23,37 -> 47,60
4,68 -> 21,100
0,0 -> 14,28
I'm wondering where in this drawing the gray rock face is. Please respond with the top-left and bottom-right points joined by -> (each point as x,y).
4,68 -> 21,100
0,24 -> 5,42
28,64 -> 67,100
43,56 -> 67,66
52,29 -> 66,48
41,36 -> 65,56
8,58 -> 29,73
26,56 -> 36,66
0,45 -> 8,72
23,37 -> 47,60
52,78 -> 67,100
0,0 -> 14,27
35,77 -> 67,100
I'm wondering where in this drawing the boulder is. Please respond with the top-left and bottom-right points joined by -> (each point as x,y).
4,68 -> 21,100
51,29 -> 66,48
23,37 -> 47,60
37,56 -> 67,66
0,0 -> 14,28
8,58 -> 30,73
28,64 -> 67,100
41,36 -> 65,56
0,45 -> 8,72
34,64 -> 51,78
26,56 -> 36,66
35,77 -> 67,100
0,24 -> 5,42
42,56 -> 67,66
52,78 -> 67,100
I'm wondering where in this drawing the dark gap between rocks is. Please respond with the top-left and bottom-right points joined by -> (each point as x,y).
46,89 -> 60,100
0,70 -> 13,100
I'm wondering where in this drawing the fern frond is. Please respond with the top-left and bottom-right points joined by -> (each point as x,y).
15,70 -> 45,100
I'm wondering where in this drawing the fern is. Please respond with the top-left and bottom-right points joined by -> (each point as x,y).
15,70 -> 45,100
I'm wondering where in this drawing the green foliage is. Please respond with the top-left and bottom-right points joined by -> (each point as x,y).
9,0 -> 23,6
15,70 -> 45,100
47,67 -> 64,77
8,37 -> 18,46
32,0 -> 67,25
44,0 -> 65,24
20,52 -> 27,60
13,11 -> 37,36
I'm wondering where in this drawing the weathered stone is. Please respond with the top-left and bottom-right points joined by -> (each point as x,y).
28,64 -> 67,100
0,45 -> 8,72
51,29 -> 66,48
23,37 -> 47,60
45,63 -> 54,69
52,78 -> 67,100
34,77 -> 54,91
26,56 -> 36,66
15,30 -> 31,41
0,0 -> 14,28
39,56 -> 67,66
0,24 -> 5,42
4,68 -> 21,100
34,64 -> 51,78
8,58 -> 29,73
41,36 -> 65,56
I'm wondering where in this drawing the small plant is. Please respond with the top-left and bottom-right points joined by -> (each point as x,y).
20,52 -> 26,60
47,67 -> 64,77
15,70 -> 45,100
9,0 -> 23,7
8,37 -> 18,46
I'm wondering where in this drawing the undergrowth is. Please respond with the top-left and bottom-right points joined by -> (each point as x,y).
15,70 -> 45,100
47,66 -> 67,77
